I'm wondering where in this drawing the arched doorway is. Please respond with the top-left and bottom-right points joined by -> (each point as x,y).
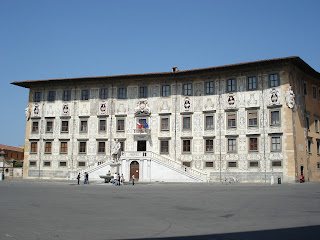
130,161 -> 139,181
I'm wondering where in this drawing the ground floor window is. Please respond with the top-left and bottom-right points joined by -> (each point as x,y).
59,162 -> 67,167
249,161 -> 259,167
78,162 -> 86,167
183,162 -> 191,167
43,161 -> 51,167
29,161 -> 36,167
272,161 -> 282,167
228,161 -> 237,168
205,162 -> 214,168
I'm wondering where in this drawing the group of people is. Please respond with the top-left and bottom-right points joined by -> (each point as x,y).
77,172 -> 89,185
113,173 -> 125,186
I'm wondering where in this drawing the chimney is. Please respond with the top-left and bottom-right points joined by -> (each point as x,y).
172,67 -> 179,73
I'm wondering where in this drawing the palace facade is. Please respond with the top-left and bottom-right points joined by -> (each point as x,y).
12,56 -> 320,182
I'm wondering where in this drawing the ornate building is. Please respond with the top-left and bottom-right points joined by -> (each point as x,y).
12,56 -> 320,182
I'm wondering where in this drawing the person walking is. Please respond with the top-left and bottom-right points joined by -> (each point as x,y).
121,174 -> 125,185
77,173 -> 80,185
84,172 -> 87,184
117,173 -> 121,186
86,172 -> 89,184
113,172 -> 117,185
132,174 -> 135,185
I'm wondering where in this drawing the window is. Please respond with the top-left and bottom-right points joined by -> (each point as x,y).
182,140 -> 191,153
98,142 -> 105,153
205,162 -> 214,168
205,115 -> 214,129
160,140 -> 169,154
30,142 -> 37,153
249,161 -> 259,167
79,142 -> 86,153
227,113 -> 237,128
118,88 -> 126,99
46,121 -> 53,132
248,77 -> 257,90
271,136 -> 281,151
306,116 -> 310,131
303,82 -> 307,95
32,122 -> 39,133
63,90 -> 71,101
82,90 -> 89,100
80,120 -> 88,133
308,139 -> 312,154
317,162 -> 320,169
59,162 -> 67,167
183,117 -> 191,130
248,111 -> 258,127
34,92 -> 41,102
183,83 -> 192,96
269,74 -> 279,87
227,79 -> 236,92
205,139 -> 214,152
78,162 -> 86,167
161,117 -> 169,131
60,142 -> 68,153
249,137 -> 258,151
45,142 -> 52,153
99,120 -> 106,132
272,161 -> 282,167
270,110 -> 280,125
61,121 -> 69,133
29,161 -> 36,166
315,119 -> 319,133
117,119 -> 125,131
100,88 -> 107,99
183,162 -> 191,167
227,139 -> 237,152
119,141 -> 125,151
317,140 -> 320,155
205,81 -> 214,95
43,161 -> 51,167
138,118 -> 148,128
139,86 -> 147,98
313,86 -> 317,99
48,91 -> 55,102
228,162 -> 237,168
161,85 -> 170,97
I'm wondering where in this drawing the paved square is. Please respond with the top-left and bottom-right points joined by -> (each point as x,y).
1,180 -> 320,240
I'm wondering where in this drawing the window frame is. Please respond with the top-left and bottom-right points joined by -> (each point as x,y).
182,139 -> 191,153
59,161 -> 67,167
205,114 -> 214,130
98,142 -> 106,153
269,74 -> 279,88
183,83 -> 192,96
161,85 -> 170,97
43,161 -> 51,167
60,142 -> 68,154
160,140 -> 169,154
160,117 -> 170,131
48,91 -> 55,102
205,81 -> 214,95
182,116 -> 191,130
227,79 -> 236,92
227,138 -> 237,153
80,120 -> 88,133
248,137 -> 258,152
99,119 -> 106,132
63,90 -> 71,101
100,88 -> 108,99
249,161 -> 259,168
271,135 -> 282,152
228,161 -> 237,168
270,109 -> 281,126
117,118 -> 125,132
45,142 -> 52,154
139,86 -> 148,98
205,139 -> 214,153
79,142 -> 87,154
30,142 -> 38,153
248,111 -> 258,127
34,92 -> 41,102
312,86 -> 317,99
227,112 -> 237,129
118,87 -> 126,99
32,121 -> 39,133
61,120 -> 69,133
247,76 -> 257,90
205,161 -> 214,168
81,89 -> 89,101
46,120 -> 54,133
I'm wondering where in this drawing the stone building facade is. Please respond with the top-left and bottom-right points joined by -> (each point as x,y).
12,56 -> 320,182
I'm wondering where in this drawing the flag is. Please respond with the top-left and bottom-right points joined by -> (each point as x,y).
137,122 -> 143,129
143,120 -> 149,128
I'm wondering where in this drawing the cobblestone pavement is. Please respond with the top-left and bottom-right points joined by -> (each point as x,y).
1,180 -> 320,240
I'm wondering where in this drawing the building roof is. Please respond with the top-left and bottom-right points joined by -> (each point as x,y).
11,56 -> 320,88
0,144 -> 24,153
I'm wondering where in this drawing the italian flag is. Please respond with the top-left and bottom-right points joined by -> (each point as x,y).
137,122 -> 143,129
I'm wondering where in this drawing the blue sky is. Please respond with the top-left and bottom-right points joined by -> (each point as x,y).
0,0 -> 319,147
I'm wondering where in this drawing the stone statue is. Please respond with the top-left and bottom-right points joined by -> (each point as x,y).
25,106 -> 30,121
285,85 -> 295,109
112,139 -> 121,161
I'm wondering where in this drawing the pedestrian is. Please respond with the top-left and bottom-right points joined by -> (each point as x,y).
117,173 -> 121,186
113,172 -> 117,185
132,174 -> 135,185
86,172 -> 89,184
121,174 -> 124,185
77,173 -> 80,185
84,172 -> 87,184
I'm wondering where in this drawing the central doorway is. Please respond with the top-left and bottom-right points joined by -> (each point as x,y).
137,140 -> 146,151
130,161 -> 139,181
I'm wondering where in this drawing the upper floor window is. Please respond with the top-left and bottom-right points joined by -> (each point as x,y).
308,138 -> 312,154
227,138 -> 237,153
182,139 -> 191,153
205,115 -> 214,130
160,140 -> 169,154
61,121 -> 69,133
79,142 -> 87,153
30,142 -> 37,153
46,121 -> 53,132
227,113 -> 237,128
248,77 -> 257,90
82,90 -> 89,100
315,119 -> 319,133
161,117 -> 169,131
34,92 -> 41,102
312,86 -> 317,99
303,82 -> 307,95
269,74 -> 279,87
45,142 -> 52,153
99,119 -> 106,132
271,136 -> 281,151
183,117 -> 191,130
80,120 -> 88,133
139,86 -> 147,98
63,90 -> 71,101
249,137 -> 258,151
183,83 -> 192,96
100,88 -> 108,99
98,142 -> 105,153
48,91 -> 55,102
118,88 -> 126,99
60,142 -> 68,153
306,116 -> 310,131
248,111 -> 258,127
270,110 -> 280,126
227,79 -> 236,92
32,122 -> 39,133
161,85 -> 170,97
205,81 -> 214,95
117,119 -> 125,131
205,139 -> 214,153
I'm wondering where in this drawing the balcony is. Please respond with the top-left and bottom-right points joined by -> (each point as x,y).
133,128 -> 151,135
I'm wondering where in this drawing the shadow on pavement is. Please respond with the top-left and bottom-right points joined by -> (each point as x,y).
125,225 -> 320,240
